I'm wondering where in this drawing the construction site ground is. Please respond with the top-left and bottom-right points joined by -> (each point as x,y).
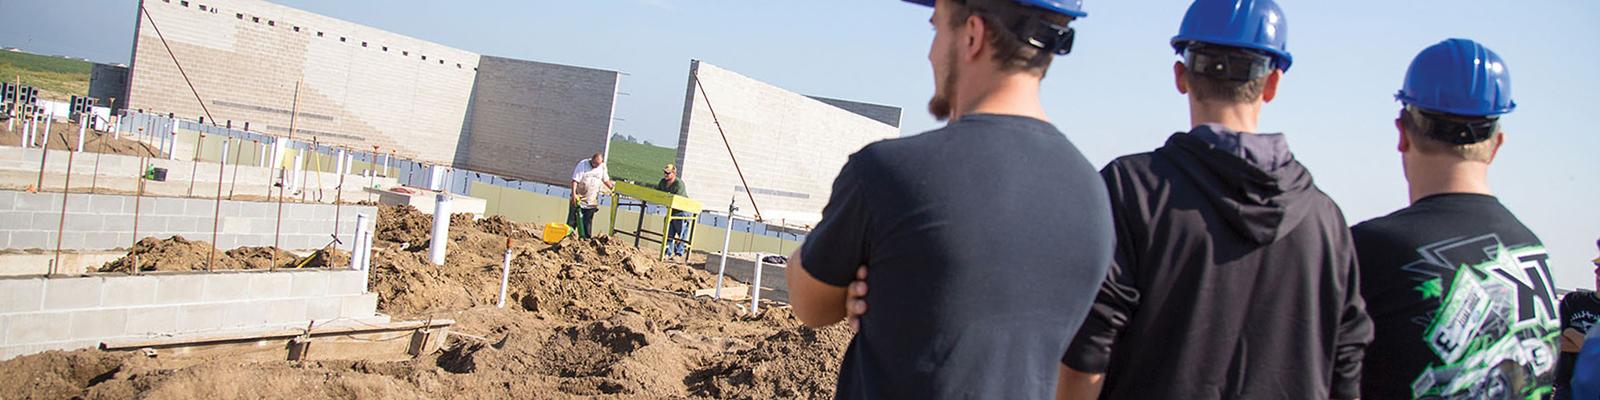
0,204 -> 850,399
0,119 -> 163,158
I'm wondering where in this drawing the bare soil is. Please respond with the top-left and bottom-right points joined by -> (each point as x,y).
1,205 -> 850,399
95,235 -> 347,273
0,119 -> 164,158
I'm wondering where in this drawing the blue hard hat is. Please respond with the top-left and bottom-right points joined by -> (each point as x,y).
1171,0 -> 1291,71
902,0 -> 1088,18
1396,38 -> 1515,117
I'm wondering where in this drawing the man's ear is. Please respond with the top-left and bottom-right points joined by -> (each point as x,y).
1261,68 -> 1283,103
1174,62 -> 1189,95
1396,117 -> 1410,153
1485,130 -> 1506,164
961,14 -> 985,62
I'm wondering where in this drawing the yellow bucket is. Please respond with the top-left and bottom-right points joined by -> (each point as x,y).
542,223 -> 571,244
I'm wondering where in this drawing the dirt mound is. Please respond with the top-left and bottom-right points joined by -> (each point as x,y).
98,236 -> 351,273
5,204 -> 850,399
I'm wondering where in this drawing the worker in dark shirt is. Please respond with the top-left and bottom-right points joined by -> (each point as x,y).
787,0 -> 1114,398
655,164 -> 690,257
1352,38 -> 1561,400
1557,239 -> 1600,399
1055,0 -> 1371,398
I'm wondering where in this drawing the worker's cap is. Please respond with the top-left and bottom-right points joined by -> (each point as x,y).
663,164 -> 677,174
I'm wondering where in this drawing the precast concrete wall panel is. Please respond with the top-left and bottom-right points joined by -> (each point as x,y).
674,61 -> 900,223
127,0 -> 480,165
457,56 -> 619,185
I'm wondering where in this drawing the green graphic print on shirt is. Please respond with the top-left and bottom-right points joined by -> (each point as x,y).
1409,239 -> 1559,399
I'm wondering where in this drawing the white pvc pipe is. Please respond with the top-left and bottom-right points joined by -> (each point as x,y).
43,116 -> 52,147
362,217 -> 374,272
428,193 -> 451,265
713,198 -> 739,300
497,248 -> 512,308
350,213 -> 367,271
76,113 -> 86,152
751,254 -> 764,314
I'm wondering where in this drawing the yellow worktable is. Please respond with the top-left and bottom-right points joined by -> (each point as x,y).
607,181 -> 704,260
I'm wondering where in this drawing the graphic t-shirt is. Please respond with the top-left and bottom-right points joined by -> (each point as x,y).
1558,290 -> 1600,396
1353,193 -> 1560,399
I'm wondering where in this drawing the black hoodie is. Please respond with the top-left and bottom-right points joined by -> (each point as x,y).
1064,125 -> 1373,400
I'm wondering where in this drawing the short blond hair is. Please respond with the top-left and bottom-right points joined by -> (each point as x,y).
1400,107 -> 1499,163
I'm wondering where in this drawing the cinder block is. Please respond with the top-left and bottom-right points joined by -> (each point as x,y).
42,277 -> 103,310
124,306 -> 179,335
13,193 -> 60,212
263,299 -> 307,324
89,195 -> 124,213
220,216 -> 252,235
0,191 -> 17,211
155,274 -> 205,304
225,301 -> 274,327
0,212 -> 29,230
58,232 -> 85,250
83,232 -> 120,250
289,270 -> 329,297
219,202 -> 241,217
64,214 -> 103,232
165,216 -> 194,233
152,199 -> 185,216
132,217 -> 166,234
202,273 -> 250,301
0,315 -> 9,346
69,308 -> 129,339
101,275 -> 159,307
6,312 -> 70,344
185,199 -> 215,217
63,197 -> 91,213
339,293 -> 378,318
305,297 -> 340,321
30,212 -> 61,230
0,278 -> 46,313
312,205 -> 334,220
175,303 -> 226,332
101,214 -> 134,233
248,272 -> 294,299
327,270 -> 366,295
12,231 -> 54,250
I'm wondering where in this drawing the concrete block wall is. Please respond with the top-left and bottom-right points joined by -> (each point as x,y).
0,189 -> 374,252
0,269 -> 381,360
0,146 -> 397,203
127,0 -> 480,164
675,61 -> 902,223
455,56 -> 620,186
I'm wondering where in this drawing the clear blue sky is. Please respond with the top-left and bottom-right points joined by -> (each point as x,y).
3,0 -> 1596,290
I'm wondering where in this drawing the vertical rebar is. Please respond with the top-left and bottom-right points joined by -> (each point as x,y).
187,129 -> 203,197
272,81 -> 303,271
334,155 -> 345,237
227,137 -> 242,200
207,139 -> 228,272
50,135 -> 78,275
131,156 -> 147,275
35,113 -> 50,191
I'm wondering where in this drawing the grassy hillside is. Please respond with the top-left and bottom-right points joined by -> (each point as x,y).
0,51 -> 92,101
608,139 -> 677,186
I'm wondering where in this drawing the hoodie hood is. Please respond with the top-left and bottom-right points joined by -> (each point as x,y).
1156,125 -> 1317,244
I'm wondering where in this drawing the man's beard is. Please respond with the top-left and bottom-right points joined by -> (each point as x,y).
928,49 -> 958,122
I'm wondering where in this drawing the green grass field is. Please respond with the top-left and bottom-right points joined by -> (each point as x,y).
0,51 -> 93,101
608,139 -> 677,186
